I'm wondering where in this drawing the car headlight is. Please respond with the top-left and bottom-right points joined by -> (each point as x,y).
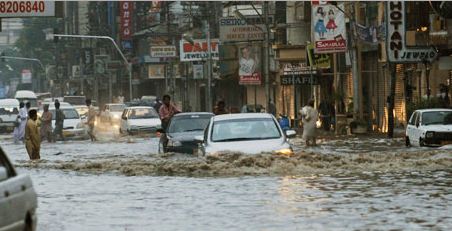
274,148 -> 293,156
168,140 -> 182,147
113,114 -> 120,119
425,131 -> 434,138
76,122 -> 84,129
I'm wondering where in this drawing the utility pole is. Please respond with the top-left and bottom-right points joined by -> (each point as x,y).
206,19 -> 213,112
351,2 -> 360,120
387,63 -> 396,138
263,1 -> 270,111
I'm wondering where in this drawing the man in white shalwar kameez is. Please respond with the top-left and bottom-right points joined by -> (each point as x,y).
300,99 -> 319,146
16,102 -> 28,143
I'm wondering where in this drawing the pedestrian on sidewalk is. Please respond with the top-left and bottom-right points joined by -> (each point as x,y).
214,100 -> 229,115
300,99 -> 319,146
25,109 -> 40,160
40,104 -> 53,143
86,99 -> 97,142
53,101 -> 65,141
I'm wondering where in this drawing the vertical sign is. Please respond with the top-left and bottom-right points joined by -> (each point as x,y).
386,1 -> 437,63
311,2 -> 347,53
21,69 -> 32,84
238,45 -> 261,85
120,1 -> 133,48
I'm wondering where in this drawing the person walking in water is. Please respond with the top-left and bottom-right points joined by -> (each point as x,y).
213,100 -> 229,115
300,99 -> 319,146
158,95 -> 180,131
40,104 -> 53,143
15,102 -> 28,143
86,99 -> 97,142
25,109 -> 40,160
53,101 -> 65,141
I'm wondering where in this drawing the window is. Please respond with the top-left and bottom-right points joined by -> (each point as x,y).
129,108 -> 159,119
414,112 -> 420,126
168,115 -> 212,133
421,111 -> 452,125
211,118 -> 281,142
0,148 -> 16,180
409,112 -> 418,125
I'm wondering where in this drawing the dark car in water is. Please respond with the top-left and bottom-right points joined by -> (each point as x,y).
159,112 -> 214,154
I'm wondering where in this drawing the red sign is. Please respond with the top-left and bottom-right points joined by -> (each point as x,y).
120,1 -> 133,40
239,72 -> 261,85
179,39 -> 220,61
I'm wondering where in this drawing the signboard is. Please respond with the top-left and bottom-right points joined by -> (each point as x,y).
150,46 -> 177,58
148,64 -> 165,79
311,3 -> 347,53
239,45 -> 261,85
106,61 -> 122,71
179,39 -> 220,62
280,75 -> 319,85
280,63 -> 318,85
120,1 -> 133,42
306,43 -> 331,69
82,48 -> 93,75
193,64 -> 204,79
21,69 -> 32,84
219,16 -> 273,42
386,1 -> 438,63
94,55 -> 109,74
0,1 -> 55,17
72,65 -> 80,78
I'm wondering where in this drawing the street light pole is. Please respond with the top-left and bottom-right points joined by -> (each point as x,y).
0,56 -> 46,92
263,1 -> 270,112
206,20 -> 213,112
52,34 -> 133,101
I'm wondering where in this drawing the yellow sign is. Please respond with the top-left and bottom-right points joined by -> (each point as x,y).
307,43 -> 331,69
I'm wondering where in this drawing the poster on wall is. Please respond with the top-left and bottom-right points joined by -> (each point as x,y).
311,2 -> 347,53
238,45 -> 261,85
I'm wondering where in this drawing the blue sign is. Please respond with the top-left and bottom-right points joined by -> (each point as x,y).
122,41 -> 133,50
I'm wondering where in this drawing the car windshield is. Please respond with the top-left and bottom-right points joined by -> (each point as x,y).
129,108 -> 158,119
17,98 -> 38,107
211,118 -> 281,142
422,111 -> 452,125
50,109 -> 80,120
110,105 -> 125,112
64,96 -> 86,105
168,115 -> 212,133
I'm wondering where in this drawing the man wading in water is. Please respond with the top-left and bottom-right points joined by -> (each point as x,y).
25,109 -> 40,160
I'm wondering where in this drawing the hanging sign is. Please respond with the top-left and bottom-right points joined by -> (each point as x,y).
386,1 -> 437,63
311,2 -> 347,53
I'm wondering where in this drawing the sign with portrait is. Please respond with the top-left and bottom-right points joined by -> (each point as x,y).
311,2 -> 347,53
238,45 -> 261,85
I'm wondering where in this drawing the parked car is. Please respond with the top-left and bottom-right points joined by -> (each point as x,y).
63,95 -> 88,117
0,99 -> 19,133
14,90 -> 38,111
0,147 -> 38,231
120,106 -> 161,135
45,102 -> 88,139
406,109 -> 452,147
196,113 -> 296,156
99,103 -> 126,126
159,112 -> 214,154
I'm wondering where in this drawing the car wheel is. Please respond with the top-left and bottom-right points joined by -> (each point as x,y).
24,213 -> 33,231
420,138 -> 425,147
405,136 -> 411,147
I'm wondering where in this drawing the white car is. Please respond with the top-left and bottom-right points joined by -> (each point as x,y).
406,109 -> 452,147
0,99 -> 19,132
120,106 -> 161,135
196,113 -> 296,156
14,90 -> 38,111
99,103 -> 126,125
46,102 -> 87,139
0,147 -> 38,231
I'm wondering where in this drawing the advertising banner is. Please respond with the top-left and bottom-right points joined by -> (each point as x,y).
386,1 -> 437,63
306,43 -> 331,69
238,45 -> 261,85
120,2 -> 133,41
193,64 -> 204,79
150,46 -> 177,58
179,39 -> 220,62
21,69 -> 32,84
311,2 -> 347,53
0,1 -> 55,17
148,64 -> 165,79
219,16 -> 273,42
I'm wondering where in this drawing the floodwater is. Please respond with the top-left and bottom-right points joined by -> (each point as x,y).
1,131 -> 451,230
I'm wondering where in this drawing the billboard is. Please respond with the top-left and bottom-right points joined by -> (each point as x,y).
306,43 -> 331,69
120,2 -> 133,41
219,16 -> 273,42
21,69 -> 32,84
311,2 -> 347,53
179,39 -> 220,62
0,1 -> 55,17
238,45 -> 261,85
148,64 -> 165,79
150,46 -> 177,58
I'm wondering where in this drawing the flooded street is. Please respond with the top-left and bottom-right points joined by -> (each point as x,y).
2,132 -> 452,230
